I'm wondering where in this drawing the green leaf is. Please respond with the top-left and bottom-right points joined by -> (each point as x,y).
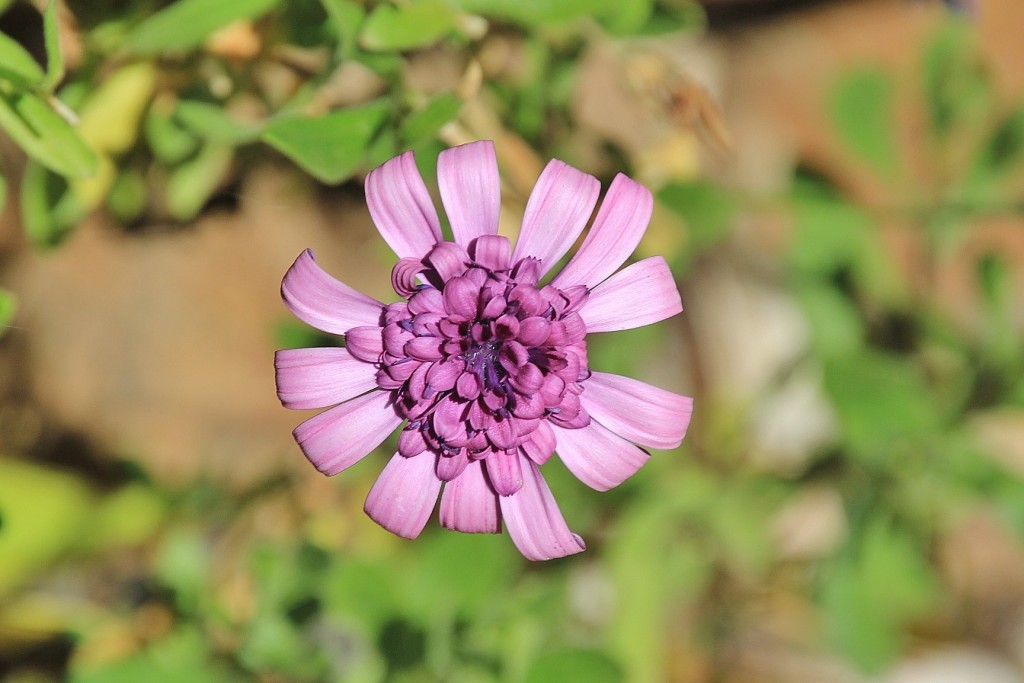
319,0 -> 366,59
961,106 -> 1024,203
453,0 -> 618,25
107,167 -> 148,223
124,0 -> 281,54
830,68 -> 898,177
262,99 -> 389,183
0,458 -> 94,596
524,649 -> 623,683
789,178 -> 902,306
145,104 -> 201,164
154,529 -> 209,615
20,160 -> 87,246
77,61 -> 157,155
822,519 -> 937,673
0,32 -> 45,87
0,169 -> 5,212
166,143 -> 233,220
0,288 -> 15,338
825,351 -> 941,464
922,20 -> 990,139
71,627 -> 244,683
174,100 -> 262,145
795,284 -> 865,359
0,89 -> 97,177
359,0 -> 458,51
400,92 -> 462,146
41,0 -> 63,91
658,180 -> 736,248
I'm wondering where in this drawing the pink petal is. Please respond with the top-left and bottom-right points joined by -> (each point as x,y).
364,452 -> 442,539
345,326 -> 384,362
275,347 -> 378,410
521,420 -> 555,465
511,159 -> 600,278
438,140 -> 500,248
365,151 -> 442,259
485,449 -> 524,495
293,390 -> 403,476
553,421 -> 650,491
281,250 -> 384,335
580,256 -> 682,333
551,174 -> 653,289
470,234 -> 512,271
499,454 -> 586,561
582,371 -> 693,450
439,459 -> 501,533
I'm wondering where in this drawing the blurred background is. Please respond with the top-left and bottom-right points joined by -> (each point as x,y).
1,0 -> 1023,681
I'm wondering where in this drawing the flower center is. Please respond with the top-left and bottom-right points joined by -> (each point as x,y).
462,339 -> 506,391
372,238 -> 592,472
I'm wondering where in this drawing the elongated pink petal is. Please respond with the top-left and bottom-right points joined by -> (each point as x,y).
582,372 -> 693,450
275,347 -> 378,410
580,256 -> 681,333
499,453 -> 586,561
511,159 -> 600,278
553,421 -> 650,491
438,141 -> 500,248
485,449 -> 524,496
281,250 -> 384,334
293,390 -> 402,476
365,150 -> 442,259
551,174 -> 653,289
365,452 -> 442,539
439,459 -> 501,533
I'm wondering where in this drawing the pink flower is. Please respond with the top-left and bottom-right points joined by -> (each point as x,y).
275,141 -> 693,560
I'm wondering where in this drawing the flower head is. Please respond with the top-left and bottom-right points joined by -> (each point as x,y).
275,141 -> 692,560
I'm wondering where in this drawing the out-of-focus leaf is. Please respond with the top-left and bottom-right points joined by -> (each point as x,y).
0,458 -> 94,596
524,649 -> 623,683
155,528 -> 209,615
454,0 -> 616,25
359,0 -> 458,51
822,518 -> 937,673
174,100 -> 262,145
922,20 -> 990,139
166,143 -> 233,220
319,0 -> 365,58
146,104 -> 201,164
796,284 -> 865,358
238,613 -> 328,679
0,32 -> 45,87
71,627 -> 243,683
401,92 -> 461,146
607,461 -> 715,683
124,0 -> 280,54
262,99 -> 389,183
20,160 -> 87,246
321,557 -> 398,632
600,0 -> 654,35
0,169 -> 5,212
0,289 -> 16,338
0,90 -> 97,177
107,167 -> 148,223
960,106 -> 1024,204
77,62 -> 156,155
789,178 -> 903,306
41,0 -> 63,90
658,180 -> 736,248
406,532 -> 517,620
86,484 -> 166,550
830,68 -> 898,177
825,351 -> 941,464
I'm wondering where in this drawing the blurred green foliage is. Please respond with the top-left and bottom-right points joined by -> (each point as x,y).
2,2 -> 1024,682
